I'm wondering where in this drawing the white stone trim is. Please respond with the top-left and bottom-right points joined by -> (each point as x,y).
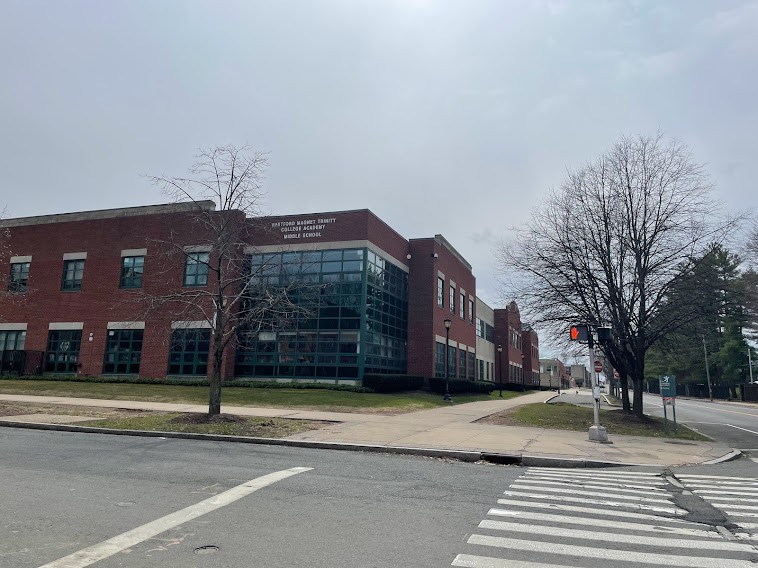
437,270 -> 445,280
121,248 -> 147,257
447,340 -> 458,349
435,335 -> 447,344
171,320 -> 212,330
449,280 -> 457,289
246,240 -> 409,272
108,321 -> 146,330
0,323 -> 27,331
62,252 -> 87,261
49,322 -> 84,330
460,288 -> 466,296
10,255 -> 31,263
468,346 -> 476,353
183,245 -> 212,253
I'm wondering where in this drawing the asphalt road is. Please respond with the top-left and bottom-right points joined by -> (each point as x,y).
0,428 -> 527,568
5,426 -> 758,567
642,393 -> 758,456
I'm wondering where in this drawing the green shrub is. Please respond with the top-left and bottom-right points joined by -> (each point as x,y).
362,374 -> 425,393
428,377 -> 494,394
0,374 -> 373,393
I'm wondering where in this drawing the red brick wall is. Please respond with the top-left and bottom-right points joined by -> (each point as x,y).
494,302 -> 523,385
522,329 -> 539,386
407,237 -> 476,379
0,210 -> 237,379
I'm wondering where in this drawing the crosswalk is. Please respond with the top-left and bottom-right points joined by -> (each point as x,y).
677,474 -> 758,540
452,467 -> 758,567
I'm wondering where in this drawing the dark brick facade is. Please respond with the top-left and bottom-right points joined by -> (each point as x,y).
0,203 -> 532,383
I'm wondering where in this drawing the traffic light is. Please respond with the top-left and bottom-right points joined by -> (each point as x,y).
596,326 -> 612,343
570,324 -> 589,342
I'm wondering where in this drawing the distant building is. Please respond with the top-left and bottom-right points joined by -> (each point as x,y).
539,358 -> 568,389
570,364 -> 590,388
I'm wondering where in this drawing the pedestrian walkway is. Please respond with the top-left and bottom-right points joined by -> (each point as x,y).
677,474 -> 758,537
452,467 -> 758,567
0,391 -> 736,466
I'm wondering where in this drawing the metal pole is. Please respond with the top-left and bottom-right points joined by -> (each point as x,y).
703,335 -> 713,402
749,347 -> 754,383
444,326 -> 452,403
586,333 -> 607,442
498,346 -> 503,398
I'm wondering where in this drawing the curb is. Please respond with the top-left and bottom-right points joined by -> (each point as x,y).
0,420 -> 640,469
702,448 -> 742,465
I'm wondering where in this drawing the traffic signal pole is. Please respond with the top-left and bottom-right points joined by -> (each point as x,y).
586,333 -> 609,443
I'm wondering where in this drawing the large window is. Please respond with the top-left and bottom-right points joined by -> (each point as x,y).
447,344 -> 456,378
468,299 -> 474,323
103,329 -> 143,374
0,330 -> 26,352
120,256 -> 144,289
168,328 -> 210,375
437,277 -> 444,308
61,260 -> 84,291
435,341 -> 445,378
238,248 -> 407,379
468,351 -> 475,380
458,347 -> 466,378
184,252 -> 209,286
45,330 -> 81,373
8,262 -> 30,293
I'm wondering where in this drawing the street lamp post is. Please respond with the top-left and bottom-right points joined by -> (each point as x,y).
497,344 -> 503,398
444,318 -> 452,403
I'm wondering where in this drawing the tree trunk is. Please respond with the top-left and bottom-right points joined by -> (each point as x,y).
620,375 -> 631,411
209,362 -> 222,416
632,377 -> 644,417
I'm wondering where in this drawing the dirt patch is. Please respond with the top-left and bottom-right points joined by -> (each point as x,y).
0,401 -> 149,419
168,413 -> 248,425
477,408 -> 522,426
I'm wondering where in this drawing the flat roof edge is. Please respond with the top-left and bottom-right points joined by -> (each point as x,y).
0,201 -> 217,228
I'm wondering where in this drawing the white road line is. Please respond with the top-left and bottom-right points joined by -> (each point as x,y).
655,401 -> 758,420
478,519 -> 753,551
36,467 -> 313,568
501,491 -> 686,514
677,475 -> 758,482
517,478 -> 668,496
527,467 -> 660,478
708,502 -> 758,511
684,481 -> 758,488
494,500 -> 700,524
695,492 -> 758,500
737,523 -> 758,529
523,473 -> 666,490
486,508 -> 721,538
509,484 -> 673,504
467,534 -> 757,567
726,424 -> 758,436
452,554 -> 573,568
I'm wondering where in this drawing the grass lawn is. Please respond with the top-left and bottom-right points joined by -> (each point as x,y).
479,402 -> 709,441
0,379 -> 511,414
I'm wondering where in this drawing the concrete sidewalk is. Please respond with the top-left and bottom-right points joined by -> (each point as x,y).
0,391 -> 737,467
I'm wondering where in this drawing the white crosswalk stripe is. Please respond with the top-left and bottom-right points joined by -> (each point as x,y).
452,468 -> 758,568
676,473 -> 758,536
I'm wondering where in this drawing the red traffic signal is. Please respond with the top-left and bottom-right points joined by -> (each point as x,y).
570,324 -> 589,342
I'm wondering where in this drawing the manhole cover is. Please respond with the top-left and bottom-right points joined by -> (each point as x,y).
194,545 -> 219,555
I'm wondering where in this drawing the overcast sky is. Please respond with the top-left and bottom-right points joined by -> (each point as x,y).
2,0 -> 756,322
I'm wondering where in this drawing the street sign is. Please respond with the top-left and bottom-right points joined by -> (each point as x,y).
613,370 -> 620,379
594,360 -> 603,373
662,397 -> 674,405
659,375 -> 676,398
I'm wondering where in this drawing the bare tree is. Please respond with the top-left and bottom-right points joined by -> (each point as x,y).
498,133 -> 735,416
145,145 -> 303,416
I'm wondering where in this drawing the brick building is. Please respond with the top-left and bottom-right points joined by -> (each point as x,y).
0,202 -> 535,385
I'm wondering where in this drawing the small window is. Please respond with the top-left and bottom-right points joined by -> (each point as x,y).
45,330 -> 82,373
437,277 -> 444,307
0,329 -> 26,351
449,286 -> 455,313
184,252 -> 209,286
468,299 -> 473,323
61,260 -> 85,291
459,292 -> 464,319
9,262 -> 30,293
120,256 -> 144,289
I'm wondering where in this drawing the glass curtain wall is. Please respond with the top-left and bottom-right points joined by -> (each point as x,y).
235,247 -> 408,380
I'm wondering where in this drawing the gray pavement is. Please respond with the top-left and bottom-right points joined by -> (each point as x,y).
0,389 -> 739,467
